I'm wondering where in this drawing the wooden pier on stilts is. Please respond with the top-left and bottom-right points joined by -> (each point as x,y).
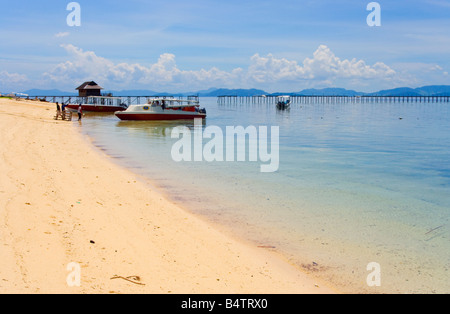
217,95 -> 450,105
13,94 -> 450,108
15,95 -> 199,107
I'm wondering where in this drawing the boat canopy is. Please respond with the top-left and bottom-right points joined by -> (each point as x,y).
147,98 -> 200,108
84,96 -> 124,106
276,95 -> 291,99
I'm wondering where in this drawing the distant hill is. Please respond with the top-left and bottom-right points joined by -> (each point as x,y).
23,89 -> 77,96
198,88 -> 267,97
18,85 -> 450,97
434,91 -> 450,96
369,85 -> 450,96
368,87 -> 421,97
295,88 -> 363,96
213,85 -> 450,97
416,85 -> 450,96
192,87 -> 220,95
296,86 -> 450,97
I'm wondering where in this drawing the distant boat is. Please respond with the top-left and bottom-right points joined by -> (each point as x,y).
66,96 -> 128,113
276,96 -> 291,110
115,98 -> 206,121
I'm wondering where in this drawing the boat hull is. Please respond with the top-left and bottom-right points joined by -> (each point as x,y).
115,112 -> 207,121
276,103 -> 290,110
66,104 -> 127,113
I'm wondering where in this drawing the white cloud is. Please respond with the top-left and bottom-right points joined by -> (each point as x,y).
43,44 -> 403,92
390,62 -> 450,87
44,44 -> 239,91
55,32 -> 70,38
246,45 -> 396,85
0,71 -> 29,91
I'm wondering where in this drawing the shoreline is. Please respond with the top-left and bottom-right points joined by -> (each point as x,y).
0,98 -> 336,294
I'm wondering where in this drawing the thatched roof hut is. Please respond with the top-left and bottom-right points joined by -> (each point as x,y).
76,81 -> 103,97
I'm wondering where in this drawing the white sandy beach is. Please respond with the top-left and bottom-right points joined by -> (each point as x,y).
0,98 -> 336,294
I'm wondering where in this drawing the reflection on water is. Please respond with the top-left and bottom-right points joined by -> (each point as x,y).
79,97 -> 450,294
115,119 -> 207,137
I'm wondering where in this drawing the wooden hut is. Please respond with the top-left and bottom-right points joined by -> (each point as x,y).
76,81 -> 103,97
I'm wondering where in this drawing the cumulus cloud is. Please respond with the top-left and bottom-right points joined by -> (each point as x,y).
0,71 -> 29,91
246,45 -> 396,85
44,44 -> 398,91
44,44 -> 240,90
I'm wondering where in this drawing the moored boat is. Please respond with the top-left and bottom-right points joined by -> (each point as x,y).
66,96 -> 128,113
115,98 -> 206,121
276,96 -> 291,110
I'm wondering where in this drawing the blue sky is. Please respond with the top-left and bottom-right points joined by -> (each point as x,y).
1,0 -> 449,93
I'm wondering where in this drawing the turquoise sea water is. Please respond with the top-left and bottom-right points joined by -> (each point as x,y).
77,97 -> 450,293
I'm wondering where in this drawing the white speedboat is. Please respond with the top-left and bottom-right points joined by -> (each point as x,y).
115,98 -> 206,121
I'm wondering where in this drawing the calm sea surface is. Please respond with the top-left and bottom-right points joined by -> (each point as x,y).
77,97 -> 450,293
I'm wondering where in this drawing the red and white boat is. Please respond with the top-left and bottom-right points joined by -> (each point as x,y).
66,96 -> 128,113
115,98 -> 206,121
